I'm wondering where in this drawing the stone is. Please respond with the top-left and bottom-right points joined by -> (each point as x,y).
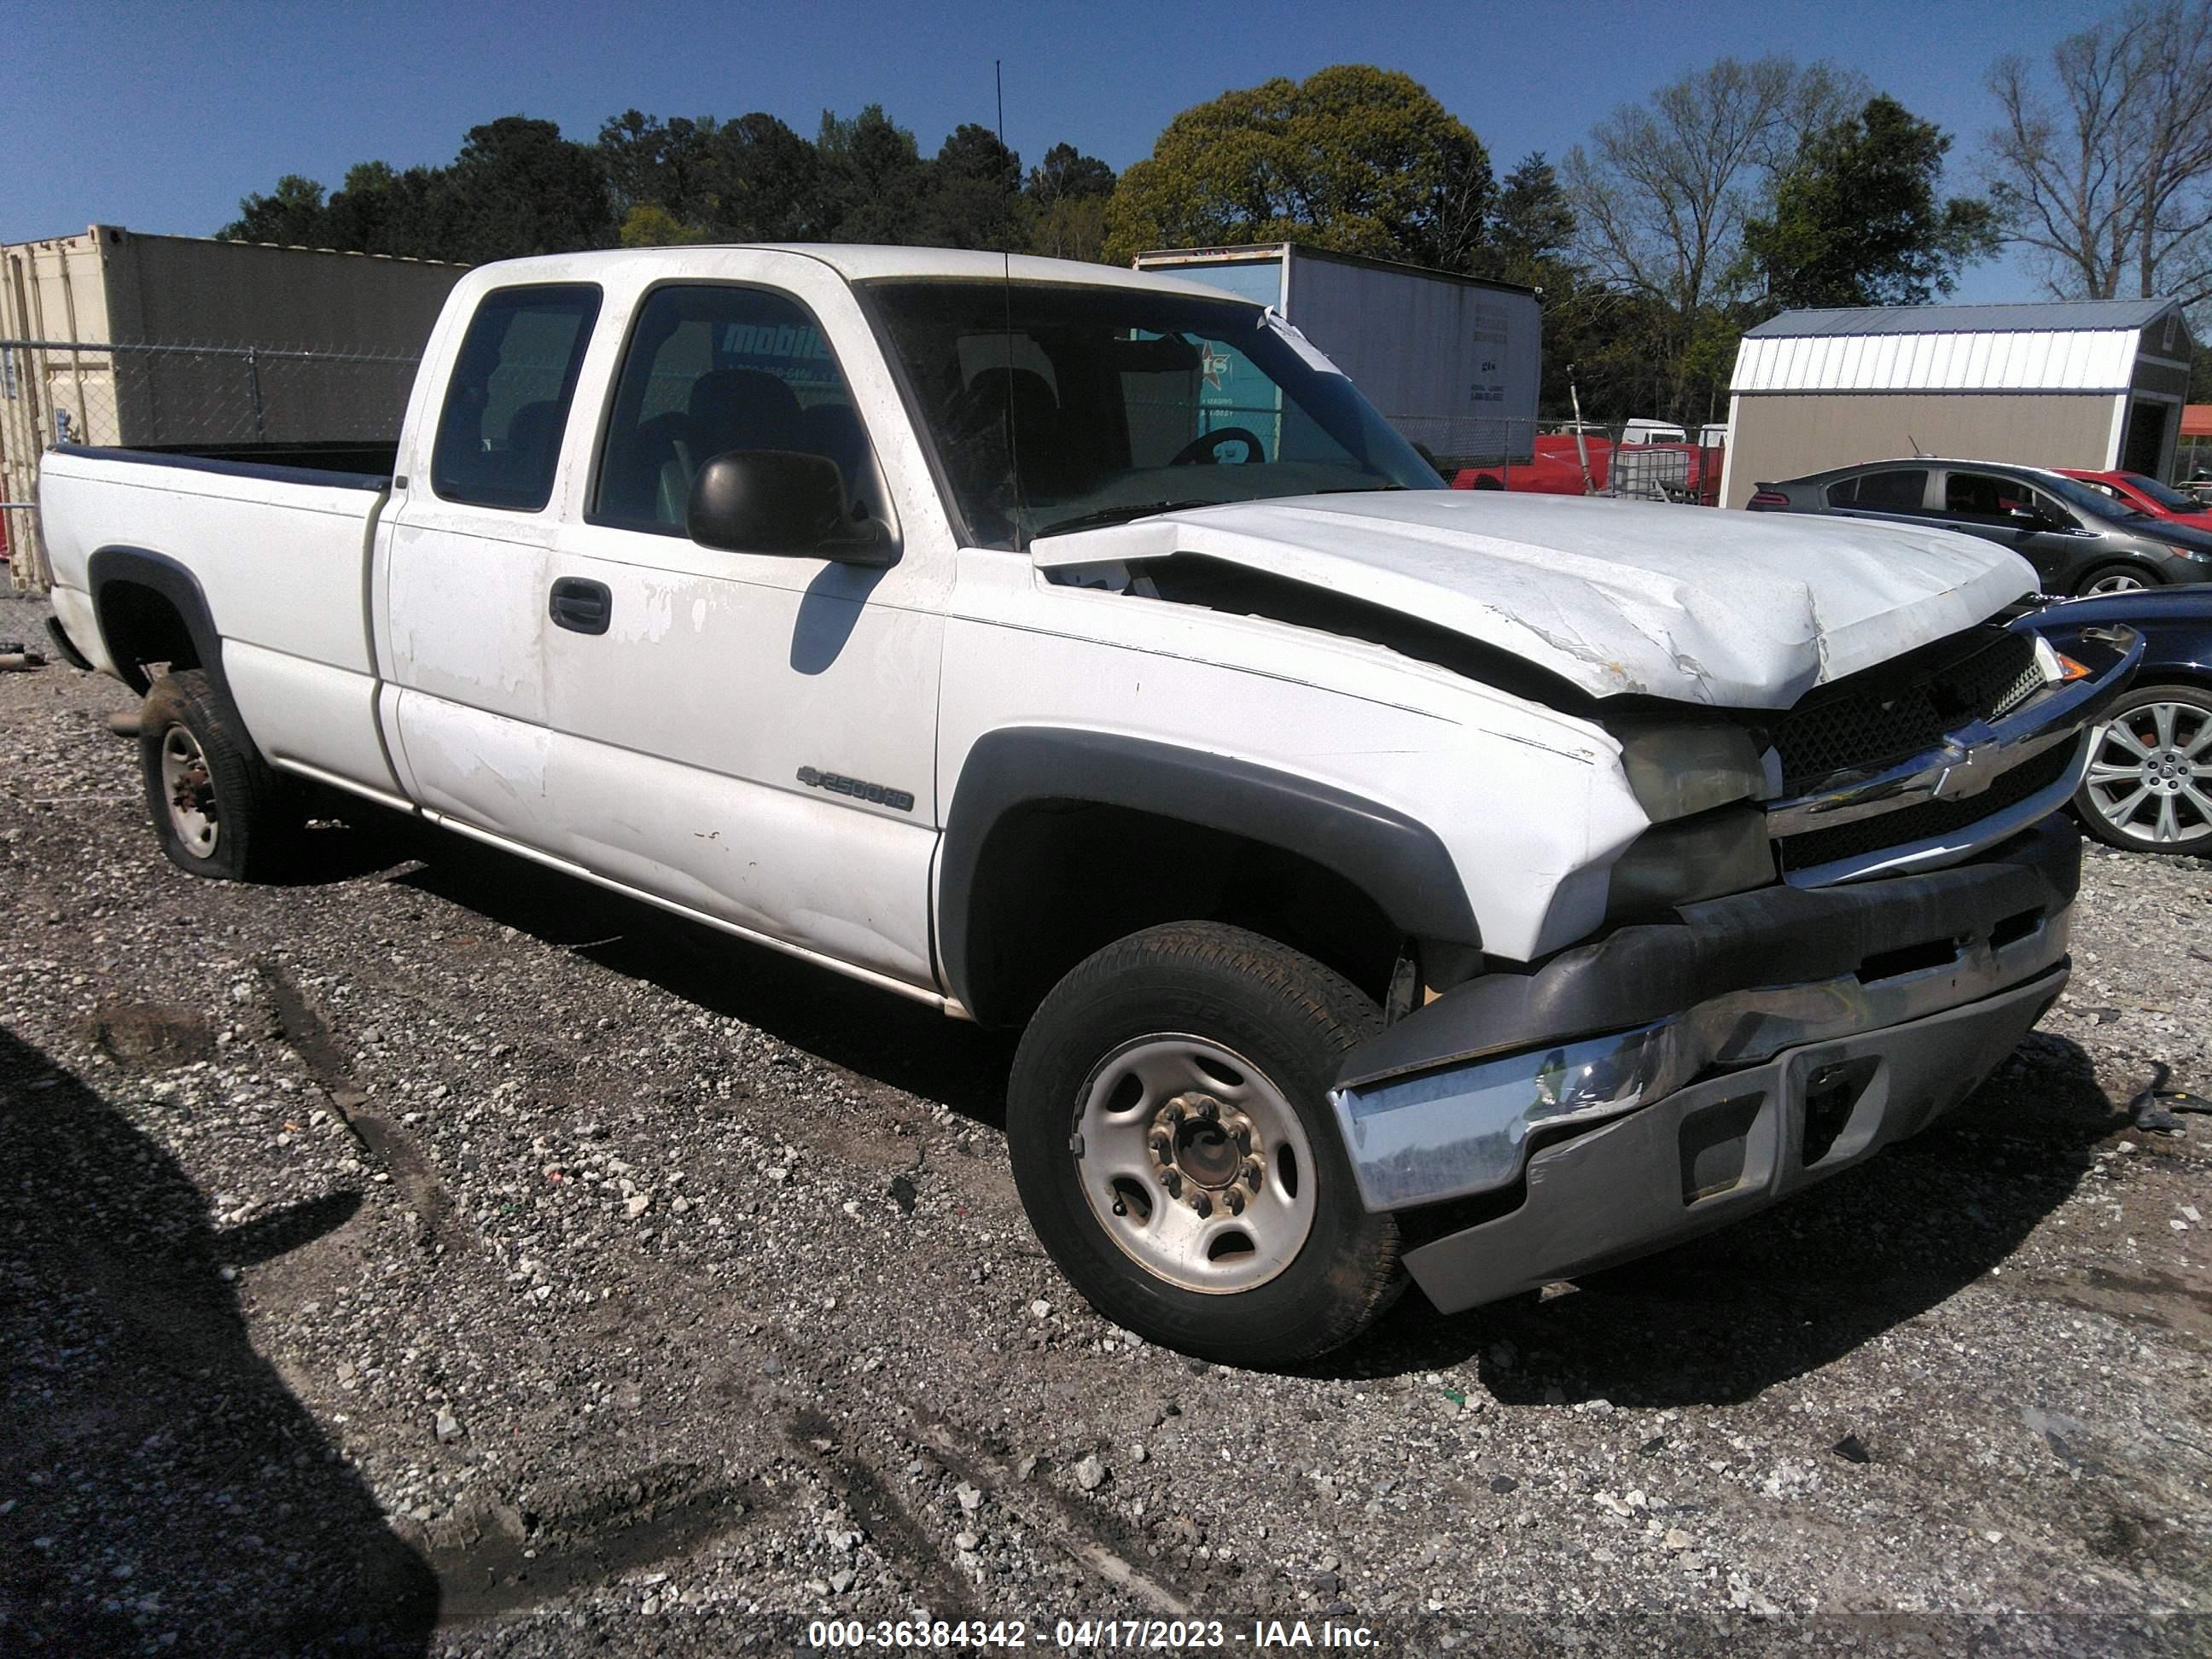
1074,1454 -> 1108,1492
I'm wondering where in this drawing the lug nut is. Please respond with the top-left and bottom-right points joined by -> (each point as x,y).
1191,1193 -> 1212,1218
1199,1100 -> 1220,1122
1162,1171 -> 1182,1197
1225,1190 -> 1244,1215
1243,1161 -> 1262,1192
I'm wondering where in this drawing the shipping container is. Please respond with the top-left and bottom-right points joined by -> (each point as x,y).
1131,243 -> 1541,469
2,224 -> 464,587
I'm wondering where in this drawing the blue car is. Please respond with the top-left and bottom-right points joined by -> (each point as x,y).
2024,587 -> 2212,852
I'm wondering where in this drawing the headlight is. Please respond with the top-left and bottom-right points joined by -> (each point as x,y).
1613,723 -> 1771,820
1605,806 -> 1773,918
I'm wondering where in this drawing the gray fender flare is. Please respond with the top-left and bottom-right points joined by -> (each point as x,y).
86,545 -> 226,696
936,727 -> 1481,1019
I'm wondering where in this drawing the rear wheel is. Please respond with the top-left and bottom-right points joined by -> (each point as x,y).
1007,923 -> 1400,1368
138,669 -> 302,880
2076,563 -> 2157,596
2075,683 -> 2212,852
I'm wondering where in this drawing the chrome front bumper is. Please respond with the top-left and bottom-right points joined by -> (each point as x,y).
1330,815 -> 2081,1215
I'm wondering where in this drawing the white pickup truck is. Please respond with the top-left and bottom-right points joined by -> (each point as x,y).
40,247 -> 2139,1366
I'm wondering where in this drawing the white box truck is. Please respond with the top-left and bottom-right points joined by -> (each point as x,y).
1132,243 -> 1540,471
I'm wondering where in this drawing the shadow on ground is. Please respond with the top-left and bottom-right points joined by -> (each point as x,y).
1323,1033 -> 2124,1404
300,805 -> 1016,1125
0,1027 -> 436,1655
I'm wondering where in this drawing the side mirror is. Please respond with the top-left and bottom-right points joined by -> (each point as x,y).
686,450 -> 893,565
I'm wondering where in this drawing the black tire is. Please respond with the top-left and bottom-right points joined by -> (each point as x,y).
138,669 -> 301,881
2072,681 -> 2212,853
2074,562 -> 2159,597
1007,922 -> 1400,1368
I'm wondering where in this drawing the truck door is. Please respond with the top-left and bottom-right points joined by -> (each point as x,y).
540,274 -> 946,993
378,282 -> 603,851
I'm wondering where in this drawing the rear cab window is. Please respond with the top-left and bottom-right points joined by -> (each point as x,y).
431,285 -> 602,511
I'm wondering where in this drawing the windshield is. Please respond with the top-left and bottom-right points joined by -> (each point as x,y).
2122,472 -> 2203,512
864,279 -> 1443,549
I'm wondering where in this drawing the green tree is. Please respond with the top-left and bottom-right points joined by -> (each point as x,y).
925,123 -> 1025,250
707,113 -> 822,240
1028,143 -> 1115,209
1745,96 -> 1997,309
816,105 -> 929,243
219,174 -> 329,246
598,111 -> 721,225
1103,67 -> 1493,271
618,203 -> 717,246
435,116 -> 615,264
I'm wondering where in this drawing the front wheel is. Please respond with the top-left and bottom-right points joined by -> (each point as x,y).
1007,923 -> 1400,1368
2075,683 -> 2212,852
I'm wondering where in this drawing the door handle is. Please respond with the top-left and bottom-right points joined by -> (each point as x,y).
549,577 -> 612,636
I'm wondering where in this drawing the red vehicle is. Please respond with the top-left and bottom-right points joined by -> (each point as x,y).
2058,469 -> 2212,532
1454,433 -> 1724,504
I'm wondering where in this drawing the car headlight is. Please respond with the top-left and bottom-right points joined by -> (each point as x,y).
1612,722 -> 1773,821
1605,806 -> 1774,918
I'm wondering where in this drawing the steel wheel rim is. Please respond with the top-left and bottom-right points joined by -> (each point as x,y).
1073,1034 -> 1317,1295
160,725 -> 220,858
2084,701 -> 2212,845
2087,571 -> 2147,594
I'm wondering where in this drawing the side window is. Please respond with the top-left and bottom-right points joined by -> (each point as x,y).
1943,471 -> 2037,523
1853,469 -> 1929,512
1825,477 -> 1859,507
430,285 -> 601,511
593,283 -> 880,535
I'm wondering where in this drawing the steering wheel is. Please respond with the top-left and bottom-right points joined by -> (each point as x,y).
1169,426 -> 1266,466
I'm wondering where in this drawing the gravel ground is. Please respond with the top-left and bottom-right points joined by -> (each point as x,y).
3,589 -> 2209,1656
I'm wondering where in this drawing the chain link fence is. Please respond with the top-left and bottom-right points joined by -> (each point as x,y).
2,338 -> 419,591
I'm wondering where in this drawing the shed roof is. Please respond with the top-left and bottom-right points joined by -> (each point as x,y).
1732,297 -> 2192,397
1742,298 -> 2179,339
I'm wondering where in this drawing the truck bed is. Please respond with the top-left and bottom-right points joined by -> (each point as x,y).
37,441 -> 399,800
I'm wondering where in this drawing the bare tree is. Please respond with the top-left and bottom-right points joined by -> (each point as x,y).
1563,56 -> 1862,317
1562,55 -> 1861,417
1985,1 -> 2212,308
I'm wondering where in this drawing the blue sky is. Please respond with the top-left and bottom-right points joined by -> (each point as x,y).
9,0 -> 2108,302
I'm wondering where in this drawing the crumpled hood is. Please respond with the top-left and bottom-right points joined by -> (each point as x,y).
1030,491 -> 2038,709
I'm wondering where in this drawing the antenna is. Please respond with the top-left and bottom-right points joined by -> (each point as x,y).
996,58 -> 1026,550
1908,434 -> 1929,458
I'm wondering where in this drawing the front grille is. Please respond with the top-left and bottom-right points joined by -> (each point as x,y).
1773,632 -> 2042,795
1776,740 -> 2075,873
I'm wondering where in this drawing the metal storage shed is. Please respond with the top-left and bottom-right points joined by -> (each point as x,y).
1716,298 -> 2197,509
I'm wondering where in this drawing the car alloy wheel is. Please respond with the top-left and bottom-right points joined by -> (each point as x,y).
2083,698 -> 2212,847
2086,570 -> 2148,594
